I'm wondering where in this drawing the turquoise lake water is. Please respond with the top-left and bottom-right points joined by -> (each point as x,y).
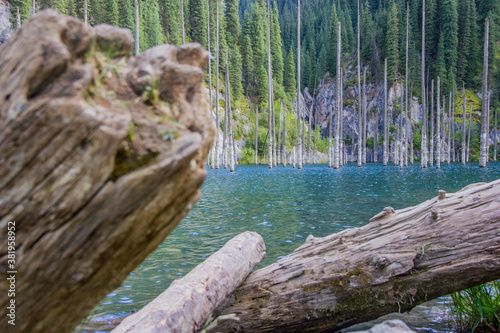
79,162 -> 500,331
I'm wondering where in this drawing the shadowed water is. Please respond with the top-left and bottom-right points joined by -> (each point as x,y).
79,162 -> 500,332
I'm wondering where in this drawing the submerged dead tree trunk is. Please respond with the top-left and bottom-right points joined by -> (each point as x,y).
421,0 -> 427,168
462,85 -> 466,165
357,0 -> 362,168
480,18 -> 490,168
430,79 -> 434,166
0,11 -> 214,333
384,58 -> 388,166
334,21 -> 341,169
209,180 -> 500,333
436,77 -> 441,169
296,0 -> 302,169
255,106 -> 258,164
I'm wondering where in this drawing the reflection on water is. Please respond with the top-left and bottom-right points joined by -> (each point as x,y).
78,162 -> 500,332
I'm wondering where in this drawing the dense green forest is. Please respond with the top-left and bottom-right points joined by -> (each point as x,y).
10,0 -> 500,103
8,0 -> 500,163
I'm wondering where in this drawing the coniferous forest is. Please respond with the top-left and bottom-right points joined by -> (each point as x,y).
6,0 -> 500,167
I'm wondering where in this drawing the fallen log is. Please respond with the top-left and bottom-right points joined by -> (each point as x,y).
208,180 -> 500,332
0,10 -> 214,333
113,231 -> 266,333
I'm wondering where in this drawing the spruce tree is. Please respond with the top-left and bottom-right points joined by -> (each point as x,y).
241,34 -> 255,97
270,4 -> 284,86
327,4 -> 338,76
188,0 -> 208,48
119,0 -> 135,33
386,1 -> 400,84
438,0 -> 459,93
104,0 -> 119,26
224,0 -> 239,46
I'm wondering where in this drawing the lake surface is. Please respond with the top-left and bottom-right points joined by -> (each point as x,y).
78,162 -> 500,332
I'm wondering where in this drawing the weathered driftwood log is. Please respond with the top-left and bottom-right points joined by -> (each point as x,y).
209,180 -> 500,332
113,232 -> 266,333
0,10 -> 214,333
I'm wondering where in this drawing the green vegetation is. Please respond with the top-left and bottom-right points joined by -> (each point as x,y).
448,280 -> 500,333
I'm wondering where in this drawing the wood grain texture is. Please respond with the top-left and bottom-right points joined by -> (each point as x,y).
0,10 -> 214,333
209,180 -> 500,332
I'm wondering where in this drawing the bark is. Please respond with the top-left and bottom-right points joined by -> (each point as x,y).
84,0 -> 87,23
467,103 -> 472,162
430,79 -> 434,166
462,85 -> 466,165
384,58 -> 388,166
273,92 -> 277,167
181,0 -> 185,44
255,106 -> 258,164
223,47 -> 228,169
334,21 -> 341,169
329,104 -> 333,168
297,0 -> 302,169
293,145 -> 296,168
134,0 -> 139,54
362,69 -> 367,165
421,0 -> 427,168
448,92 -> 451,165
307,104 -> 312,164
283,107 -> 287,167
16,7 -> 20,28
436,77 -> 441,169
209,180 -> 500,333
357,0 -> 361,168
340,70 -> 344,166
113,232 -> 265,333
267,0 -> 273,169
208,0 -> 214,169
0,11 -> 213,333
215,0 -> 220,168
442,95 -> 446,162
495,107 -> 498,161
480,19 -> 489,167
227,51 -> 234,173
278,100 -> 282,165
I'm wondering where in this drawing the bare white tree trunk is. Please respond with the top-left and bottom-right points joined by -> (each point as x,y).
33,0 -> 36,17
480,19 -> 490,167
255,106 -> 258,165
215,0 -> 220,169
296,0 -> 302,169
462,84 -> 466,165
340,69 -> 344,165
293,145 -> 296,168
405,3 -> 409,167
223,47 -> 229,169
273,93 -> 277,167
181,0 -> 185,44
383,58 -> 388,166
278,100 -> 282,165
436,77 -> 441,169
495,107 -> 498,161
334,21 -> 342,169
357,0 -> 362,168
362,68 -> 367,165
135,0 -> 139,54
430,79 -> 434,166
421,0 -> 427,168
83,0 -> 87,23
447,91 -> 453,165
283,107 -> 287,167
442,95 -> 446,163
328,104 -> 333,168
468,102 -> 472,162
267,0 -> 273,169
226,49 -> 234,173
16,7 -> 20,29
208,0 -> 214,169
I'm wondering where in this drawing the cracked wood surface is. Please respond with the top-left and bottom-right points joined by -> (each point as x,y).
209,180 -> 500,332
0,10 -> 214,333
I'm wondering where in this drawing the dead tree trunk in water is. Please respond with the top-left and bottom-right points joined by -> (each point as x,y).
384,58 -> 388,166
255,106 -> 258,164
334,21 -> 342,169
467,102 -> 472,162
283,107 -> 287,167
462,85 -> 466,165
421,0 -> 427,168
278,100 -> 282,165
430,79 -> 434,166
436,77 -> 441,169
296,0 -> 302,169
480,19 -> 490,168
215,0 -> 220,168
135,0 -> 139,54
357,0 -> 362,168
267,0 -> 273,169
181,0 -> 185,44
209,180 -> 500,333
362,68 -> 367,165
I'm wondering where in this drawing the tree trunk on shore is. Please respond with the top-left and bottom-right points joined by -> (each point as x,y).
208,180 -> 500,333
0,11 -> 214,333
480,19 -> 489,168
113,232 -> 265,333
384,58 -> 388,166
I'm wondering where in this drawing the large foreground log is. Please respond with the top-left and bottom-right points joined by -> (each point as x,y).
209,180 -> 500,332
0,10 -> 214,333
113,232 -> 266,333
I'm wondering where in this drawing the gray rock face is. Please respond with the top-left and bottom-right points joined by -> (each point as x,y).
0,0 -> 13,45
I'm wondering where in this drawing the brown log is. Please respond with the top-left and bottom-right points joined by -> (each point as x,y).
0,10 -> 213,333
209,180 -> 500,332
113,232 -> 266,333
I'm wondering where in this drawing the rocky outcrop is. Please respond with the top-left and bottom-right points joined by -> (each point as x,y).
0,0 -> 13,45
0,10 -> 214,333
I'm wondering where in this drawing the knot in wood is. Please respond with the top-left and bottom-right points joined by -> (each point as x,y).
438,190 -> 446,200
373,257 -> 391,268
369,207 -> 395,223
431,209 -> 438,220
